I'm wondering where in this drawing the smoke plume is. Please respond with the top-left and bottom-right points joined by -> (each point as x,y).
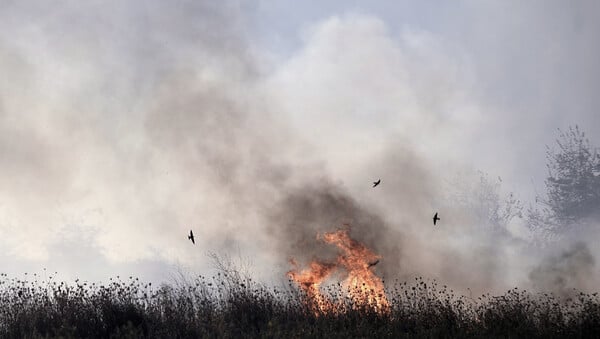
0,1 -> 598,297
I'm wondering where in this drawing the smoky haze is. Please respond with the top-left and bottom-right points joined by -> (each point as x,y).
530,242 -> 595,297
0,1 -> 598,296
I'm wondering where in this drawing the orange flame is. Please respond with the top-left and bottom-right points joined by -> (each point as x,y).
287,259 -> 337,313
287,227 -> 390,314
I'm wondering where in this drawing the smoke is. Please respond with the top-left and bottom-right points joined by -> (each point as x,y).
0,0 -> 283,277
267,178 -> 403,278
260,14 -> 519,293
265,140 -> 529,294
529,242 -> 596,297
0,1 -> 598,296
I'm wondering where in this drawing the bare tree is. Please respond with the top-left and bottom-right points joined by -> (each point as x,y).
446,171 -> 523,234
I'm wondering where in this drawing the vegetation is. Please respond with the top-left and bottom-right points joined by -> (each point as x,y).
543,126 -> 600,225
529,126 -> 600,237
0,273 -> 598,338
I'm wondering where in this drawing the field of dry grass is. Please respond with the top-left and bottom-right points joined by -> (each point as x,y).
0,272 -> 598,338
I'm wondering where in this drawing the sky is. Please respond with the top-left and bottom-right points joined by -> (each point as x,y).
0,0 -> 599,293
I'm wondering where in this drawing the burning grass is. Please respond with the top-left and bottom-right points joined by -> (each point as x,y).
0,272 -> 599,338
1,230 -> 598,337
288,227 -> 389,314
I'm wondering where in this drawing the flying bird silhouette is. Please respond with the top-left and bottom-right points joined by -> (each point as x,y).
373,179 -> 381,187
188,230 -> 195,244
433,212 -> 440,225
367,260 -> 379,268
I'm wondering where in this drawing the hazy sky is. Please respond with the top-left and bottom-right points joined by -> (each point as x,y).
0,1 -> 598,290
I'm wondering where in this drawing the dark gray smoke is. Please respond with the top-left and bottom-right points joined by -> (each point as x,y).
267,179 -> 403,279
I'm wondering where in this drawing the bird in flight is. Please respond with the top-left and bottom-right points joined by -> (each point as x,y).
373,179 -> 381,187
433,212 -> 440,225
188,230 -> 195,244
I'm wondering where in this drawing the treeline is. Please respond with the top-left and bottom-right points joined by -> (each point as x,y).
454,125 -> 599,242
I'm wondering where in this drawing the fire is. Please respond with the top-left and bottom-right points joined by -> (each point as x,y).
287,227 -> 390,314
287,260 -> 337,313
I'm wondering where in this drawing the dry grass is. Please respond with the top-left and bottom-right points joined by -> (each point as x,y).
0,272 -> 598,338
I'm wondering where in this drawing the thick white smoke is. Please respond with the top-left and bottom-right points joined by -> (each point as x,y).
0,2 -> 598,294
